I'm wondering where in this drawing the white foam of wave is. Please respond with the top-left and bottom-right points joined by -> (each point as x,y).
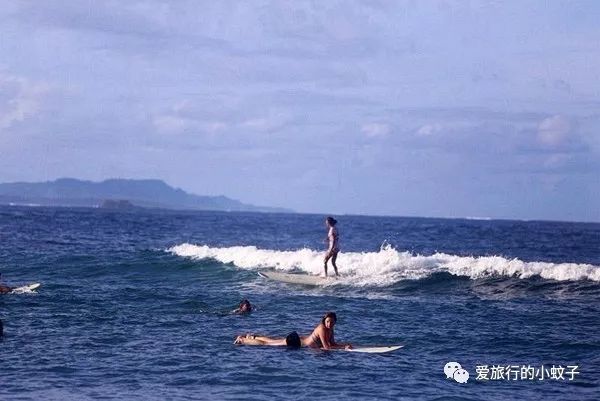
168,244 -> 600,286
10,286 -> 38,294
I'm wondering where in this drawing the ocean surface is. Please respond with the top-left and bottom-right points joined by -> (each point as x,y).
1,206 -> 599,400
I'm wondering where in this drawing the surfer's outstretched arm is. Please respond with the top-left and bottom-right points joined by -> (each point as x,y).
330,332 -> 353,350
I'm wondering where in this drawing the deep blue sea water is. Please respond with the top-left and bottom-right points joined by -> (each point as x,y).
1,206 -> 599,400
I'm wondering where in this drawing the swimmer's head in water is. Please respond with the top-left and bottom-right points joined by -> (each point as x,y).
322,312 -> 337,328
285,331 -> 301,348
325,217 -> 337,227
238,299 -> 252,313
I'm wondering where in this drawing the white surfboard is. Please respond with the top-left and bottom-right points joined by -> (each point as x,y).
234,341 -> 404,353
258,271 -> 330,286
10,283 -> 41,294
342,345 -> 404,353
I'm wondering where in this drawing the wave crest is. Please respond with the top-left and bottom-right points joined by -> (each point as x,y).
168,243 -> 600,286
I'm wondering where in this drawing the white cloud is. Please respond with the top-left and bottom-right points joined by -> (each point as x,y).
0,74 -> 49,130
241,118 -> 272,131
537,115 -> 571,148
240,110 -> 291,132
361,122 -> 390,138
203,121 -> 227,134
152,100 -> 228,136
543,154 -> 569,169
153,114 -> 227,136
153,115 -> 189,135
416,123 -> 443,136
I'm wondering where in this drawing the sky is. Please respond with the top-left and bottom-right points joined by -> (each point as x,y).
1,0 -> 599,221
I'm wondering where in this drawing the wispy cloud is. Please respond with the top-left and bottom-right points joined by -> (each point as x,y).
0,73 -> 50,130
537,115 -> 572,148
416,123 -> 443,137
361,122 -> 390,138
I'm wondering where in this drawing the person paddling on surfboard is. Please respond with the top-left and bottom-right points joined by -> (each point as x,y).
323,217 -> 340,277
233,311 -> 352,350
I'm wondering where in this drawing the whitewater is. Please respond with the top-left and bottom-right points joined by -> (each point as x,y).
169,244 -> 600,285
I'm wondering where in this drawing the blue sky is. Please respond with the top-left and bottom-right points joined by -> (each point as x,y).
1,1 -> 599,221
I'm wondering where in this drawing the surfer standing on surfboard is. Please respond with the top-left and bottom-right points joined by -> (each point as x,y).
323,217 -> 340,277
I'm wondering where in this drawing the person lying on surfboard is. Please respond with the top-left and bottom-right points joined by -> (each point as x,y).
323,217 -> 340,277
232,299 -> 252,314
233,311 -> 352,350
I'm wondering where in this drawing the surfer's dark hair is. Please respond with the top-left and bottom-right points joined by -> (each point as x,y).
239,299 -> 252,311
322,312 -> 337,325
285,331 -> 301,348
326,217 -> 337,226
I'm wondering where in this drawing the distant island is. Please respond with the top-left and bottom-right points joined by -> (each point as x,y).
0,178 -> 292,213
99,199 -> 140,210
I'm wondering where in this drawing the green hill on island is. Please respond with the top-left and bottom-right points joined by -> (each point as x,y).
0,178 -> 291,213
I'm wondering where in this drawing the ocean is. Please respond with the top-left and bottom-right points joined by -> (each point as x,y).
1,206 -> 599,400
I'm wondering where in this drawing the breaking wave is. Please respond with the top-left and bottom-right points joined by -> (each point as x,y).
168,244 -> 600,287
